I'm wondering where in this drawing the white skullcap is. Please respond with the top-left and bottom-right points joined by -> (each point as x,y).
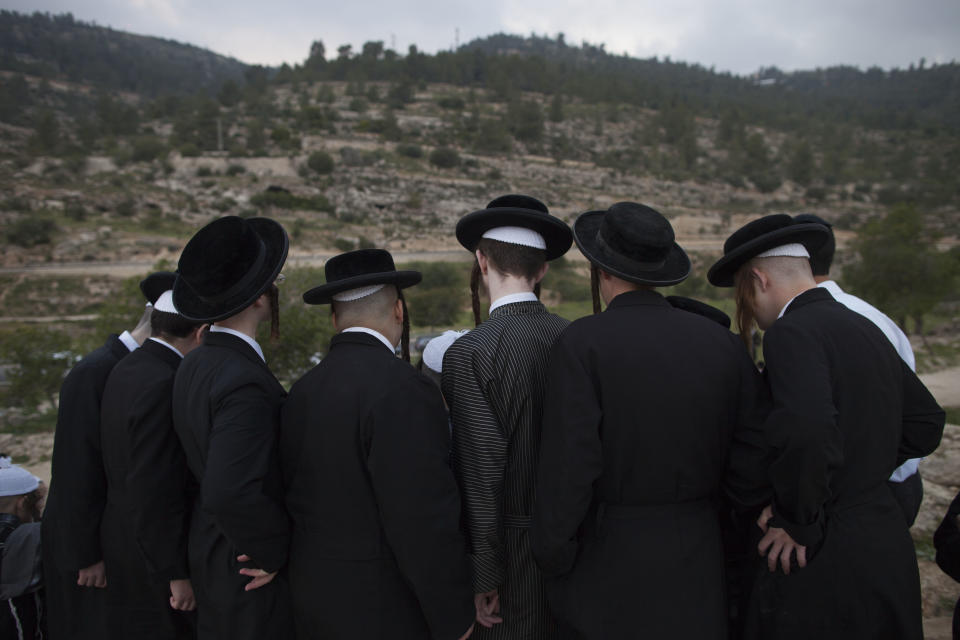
756,243 -> 810,259
0,456 -> 40,497
332,284 -> 385,302
422,330 -> 468,373
153,290 -> 179,314
482,226 -> 546,250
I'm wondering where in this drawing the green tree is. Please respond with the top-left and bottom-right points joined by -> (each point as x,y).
507,100 -> 544,143
0,326 -> 78,410
787,139 -> 815,186
30,109 -> 60,154
548,92 -> 564,123
307,150 -> 335,174
845,204 -> 957,335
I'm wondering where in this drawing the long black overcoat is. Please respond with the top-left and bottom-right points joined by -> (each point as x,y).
100,338 -> 195,639
171,331 -> 292,640
530,290 -> 767,639
741,287 -> 944,640
42,333 -> 129,640
280,331 -> 474,640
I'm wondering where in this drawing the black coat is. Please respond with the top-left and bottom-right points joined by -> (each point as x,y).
42,333 -> 130,640
172,331 -> 291,640
280,331 -> 474,640
743,287 -> 944,640
531,289 -> 767,639
935,491 -> 960,640
100,338 -> 195,639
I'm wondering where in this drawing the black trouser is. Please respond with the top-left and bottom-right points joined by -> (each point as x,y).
888,471 -> 924,528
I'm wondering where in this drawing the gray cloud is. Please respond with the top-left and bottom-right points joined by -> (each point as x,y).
6,0 -> 960,74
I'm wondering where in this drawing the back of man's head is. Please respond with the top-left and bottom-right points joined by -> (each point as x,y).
332,285 -> 399,331
753,255 -> 815,283
150,309 -> 205,341
793,214 -> 835,276
477,238 -> 546,281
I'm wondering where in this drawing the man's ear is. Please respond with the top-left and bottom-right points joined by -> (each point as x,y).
750,266 -> 769,292
394,297 -> 404,323
475,249 -> 488,275
534,262 -> 549,284
193,324 -> 208,345
331,309 -> 341,332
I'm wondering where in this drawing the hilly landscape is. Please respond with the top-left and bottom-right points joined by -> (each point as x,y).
0,10 -> 959,635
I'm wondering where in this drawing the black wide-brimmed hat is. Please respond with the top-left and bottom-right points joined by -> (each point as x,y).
139,271 -> 177,305
173,216 -> 288,322
573,202 -> 690,286
455,194 -> 572,261
707,214 -> 830,287
666,295 -> 731,329
303,249 -> 421,305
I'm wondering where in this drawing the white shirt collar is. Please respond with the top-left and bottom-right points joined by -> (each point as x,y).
209,325 -> 265,362
148,337 -> 184,359
118,330 -> 139,353
489,291 -> 538,314
342,327 -> 396,352
817,279 -> 842,297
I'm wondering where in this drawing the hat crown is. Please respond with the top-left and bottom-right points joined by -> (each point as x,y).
179,216 -> 266,297
325,249 -> 397,284
485,194 -> 548,214
599,202 -> 675,264
722,214 -> 793,255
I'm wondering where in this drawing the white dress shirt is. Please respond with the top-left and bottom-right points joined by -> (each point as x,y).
489,291 -> 538,314
209,325 -> 265,362
342,327 -> 396,352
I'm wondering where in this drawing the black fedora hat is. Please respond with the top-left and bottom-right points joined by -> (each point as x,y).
139,271 -> 177,305
707,214 -> 829,287
455,194 -> 572,261
173,216 -> 288,322
666,295 -> 731,329
303,249 -> 421,305
573,202 -> 690,286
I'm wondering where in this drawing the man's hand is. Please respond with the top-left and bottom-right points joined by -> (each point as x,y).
77,560 -> 107,588
474,589 -> 503,628
757,505 -> 807,574
169,578 -> 196,611
457,622 -> 475,640
236,554 -> 278,591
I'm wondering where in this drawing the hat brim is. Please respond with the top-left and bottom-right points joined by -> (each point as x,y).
573,210 -> 691,286
174,218 -> 289,322
456,207 -> 573,261
303,270 -> 422,305
707,223 -> 829,287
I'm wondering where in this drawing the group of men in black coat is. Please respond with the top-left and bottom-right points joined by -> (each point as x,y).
41,201 -> 946,640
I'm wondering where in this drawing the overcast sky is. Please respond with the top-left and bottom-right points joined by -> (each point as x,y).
7,0 -> 960,75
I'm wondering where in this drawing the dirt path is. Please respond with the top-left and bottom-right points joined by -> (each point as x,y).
921,367 -> 960,408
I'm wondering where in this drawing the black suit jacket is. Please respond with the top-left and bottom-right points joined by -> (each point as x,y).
531,290 -> 766,639
100,339 -> 193,581
280,331 -> 474,640
743,287 -> 944,640
43,334 -> 130,571
172,330 -> 290,638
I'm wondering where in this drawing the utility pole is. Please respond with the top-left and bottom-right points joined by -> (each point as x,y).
216,118 -> 223,152
455,27 -> 459,51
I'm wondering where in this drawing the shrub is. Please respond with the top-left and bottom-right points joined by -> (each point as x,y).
437,95 -> 465,110
226,164 -> 246,176
349,97 -> 369,113
179,143 -> 200,157
307,151 -> 335,175
333,237 -> 355,251
429,146 -> 460,169
131,136 -> 167,163
250,190 -> 334,213
64,201 -> 87,221
396,143 -> 423,159
115,199 -> 136,217
6,216 -> 56,247
196,166 -> 214,177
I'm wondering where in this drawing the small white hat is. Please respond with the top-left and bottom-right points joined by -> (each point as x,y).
0,456 -> 40,497
755,243 -> 810,259
153,290 -> 180,314
422,330 -> 468,373
481,226 -> 547,250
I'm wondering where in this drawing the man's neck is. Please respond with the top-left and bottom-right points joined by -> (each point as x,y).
813,275 -> 830,284
486,274 -> 535,304
214,314 -> 260,340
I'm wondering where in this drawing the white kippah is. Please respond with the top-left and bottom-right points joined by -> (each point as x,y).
332,284 -> 386,302
756,243 -> 810,259
0,456 -> 40,497
482,226 -> 546,250
422,330 -> 468,373
154,290 -> 179,314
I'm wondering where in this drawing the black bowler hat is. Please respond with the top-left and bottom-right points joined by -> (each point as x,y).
573,202 -> 690,286
303,249 -> 421,305
455,194 -> 572,261
173,216 -> 288,322
707,214 -> 830,287
139,271 -> 177,305
666,296 -> 731,329
793,213 -> 836,276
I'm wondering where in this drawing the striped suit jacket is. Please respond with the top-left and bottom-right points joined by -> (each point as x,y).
442,300 -> 568,640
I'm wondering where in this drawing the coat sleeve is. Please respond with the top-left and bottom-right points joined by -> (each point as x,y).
762,323 -> 844,548
367,374 -> 475,640
52,358 -> 111,570
898,358 -> 944,463
530,332 -> 603,579
126,377 -> 192,582
935,491 -> 960,583
723,335 -> 774,512
202,379 -> 290,573
443,344 -> 509,593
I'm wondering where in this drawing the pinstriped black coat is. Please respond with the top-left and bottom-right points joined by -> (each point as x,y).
442,300 -> 568,640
